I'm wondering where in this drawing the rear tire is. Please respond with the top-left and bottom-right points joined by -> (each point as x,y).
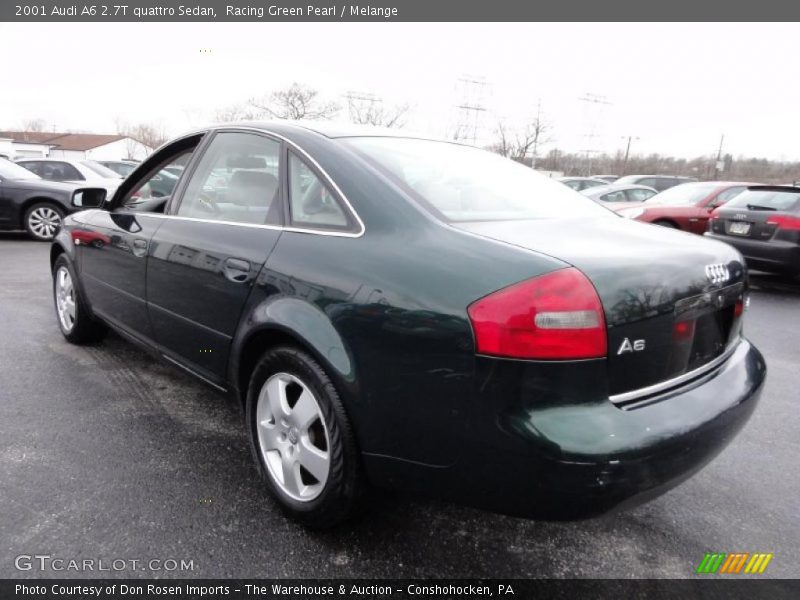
53,254 -> 107,344
25,202 -> 64,241
246,346 -> 362,528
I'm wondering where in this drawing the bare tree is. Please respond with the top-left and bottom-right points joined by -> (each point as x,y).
21,118 -> 47,132
213,103 -> 259,122
249,83 -> 340,120
490,110 -> 552,164
115,118 -> 168,151
346,93 -> 409,128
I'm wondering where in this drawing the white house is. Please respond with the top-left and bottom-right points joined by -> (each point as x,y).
0,131 -> 153,161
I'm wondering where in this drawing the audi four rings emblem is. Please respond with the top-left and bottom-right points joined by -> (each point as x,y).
705,263 -> 730,284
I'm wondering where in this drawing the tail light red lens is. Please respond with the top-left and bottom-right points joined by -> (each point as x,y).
467,267 -> 607,360
767,215 -> 800,231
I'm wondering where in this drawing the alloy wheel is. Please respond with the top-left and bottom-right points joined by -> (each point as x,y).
256,372 -> 331,501
55,266 -> 76,332
28,206 -> 61,239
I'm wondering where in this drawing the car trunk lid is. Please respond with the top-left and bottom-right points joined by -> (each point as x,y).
457,217 -> 746,401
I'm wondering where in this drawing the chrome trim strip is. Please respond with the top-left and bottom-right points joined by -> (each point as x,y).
130,211 -> 361,238
609,341 -> 739,405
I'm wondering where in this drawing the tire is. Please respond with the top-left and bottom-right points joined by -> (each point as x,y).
25,202 -> 64,241
246,345 -> 362,528
654,220 -> 678,229
53,254 -> 107,344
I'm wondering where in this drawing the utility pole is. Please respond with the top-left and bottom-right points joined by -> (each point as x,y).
453,75 -> 488,145
531,99 -> 542,169
578,93 -> 612,174
621,135 -> 639,175
713,134 -> 725,180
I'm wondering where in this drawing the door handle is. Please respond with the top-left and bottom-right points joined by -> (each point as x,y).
223,258 -> 251,283
132,238 -> 148,257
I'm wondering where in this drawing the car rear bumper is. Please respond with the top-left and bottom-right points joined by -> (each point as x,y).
361,338 -> 765,519
705,232 -> 800,274
456,338 -> 765,519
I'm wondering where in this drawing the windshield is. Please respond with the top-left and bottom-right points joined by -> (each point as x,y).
344,137 -> 612,222
724,189 -> 800,212
81,160 -> 123,178
0,158 -> 40,180
646,183 -> 718,206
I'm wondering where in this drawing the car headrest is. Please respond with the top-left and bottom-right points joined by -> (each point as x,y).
227,170 -> 278,207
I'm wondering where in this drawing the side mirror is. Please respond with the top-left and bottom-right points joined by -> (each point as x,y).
72,188 -> 107,209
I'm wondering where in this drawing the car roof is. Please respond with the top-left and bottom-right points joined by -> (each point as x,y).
227,120 -> 437,141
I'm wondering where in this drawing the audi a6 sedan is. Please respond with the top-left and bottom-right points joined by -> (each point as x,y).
50,122 -> 766,527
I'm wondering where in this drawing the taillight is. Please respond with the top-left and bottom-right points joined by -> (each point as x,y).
767,215 -> 800,231
467,267 -> 607,360
734,297 -> 745,317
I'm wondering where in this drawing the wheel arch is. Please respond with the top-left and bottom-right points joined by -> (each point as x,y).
230,298 -> 357,410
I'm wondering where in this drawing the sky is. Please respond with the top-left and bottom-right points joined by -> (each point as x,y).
0,22 -> 797,160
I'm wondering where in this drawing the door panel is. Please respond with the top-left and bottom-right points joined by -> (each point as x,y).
79,211 -> 164,339
146,130 -> 285,383
146,220 -> 280,381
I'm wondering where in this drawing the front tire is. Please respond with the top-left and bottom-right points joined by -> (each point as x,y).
53,254 -> 107,344
246,346 -> 362,528
25,202 -> 64,241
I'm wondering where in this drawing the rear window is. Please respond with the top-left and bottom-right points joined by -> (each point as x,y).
724,189 -> 800,212
646,183 -> 719,206
344,137 -> 612,222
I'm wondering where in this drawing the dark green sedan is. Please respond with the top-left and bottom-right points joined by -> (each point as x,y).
50,122 -> 766,527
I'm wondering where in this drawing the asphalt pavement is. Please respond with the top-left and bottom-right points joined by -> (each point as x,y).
1,233 -> 797,579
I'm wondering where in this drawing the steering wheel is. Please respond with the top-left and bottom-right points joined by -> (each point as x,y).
196,191 -> 221,216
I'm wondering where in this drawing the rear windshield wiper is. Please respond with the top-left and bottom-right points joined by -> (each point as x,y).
746,204 -> 777,211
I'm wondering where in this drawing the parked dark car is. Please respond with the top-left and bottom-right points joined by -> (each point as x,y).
556,176 -> 609,191
582,183 -> 657,206
614,174 -> 697,192
0,158 -> 106,240
615,182 -> 752,234
706,186 -> 800,276
50,123 -> 766,527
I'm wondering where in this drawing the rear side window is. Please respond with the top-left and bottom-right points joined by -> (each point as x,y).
287,151 -> 349,230
42,162 -> 83,181
19,161 -> 42,176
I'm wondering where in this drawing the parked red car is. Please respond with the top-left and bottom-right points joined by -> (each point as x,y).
614,181 -> 754,234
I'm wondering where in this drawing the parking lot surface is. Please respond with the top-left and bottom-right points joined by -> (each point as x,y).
1,234 -> 798,579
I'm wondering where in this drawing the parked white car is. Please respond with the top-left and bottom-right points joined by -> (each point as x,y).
15,158 -> 122,197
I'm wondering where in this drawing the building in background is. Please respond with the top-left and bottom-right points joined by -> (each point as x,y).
0,131 -> 152,161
